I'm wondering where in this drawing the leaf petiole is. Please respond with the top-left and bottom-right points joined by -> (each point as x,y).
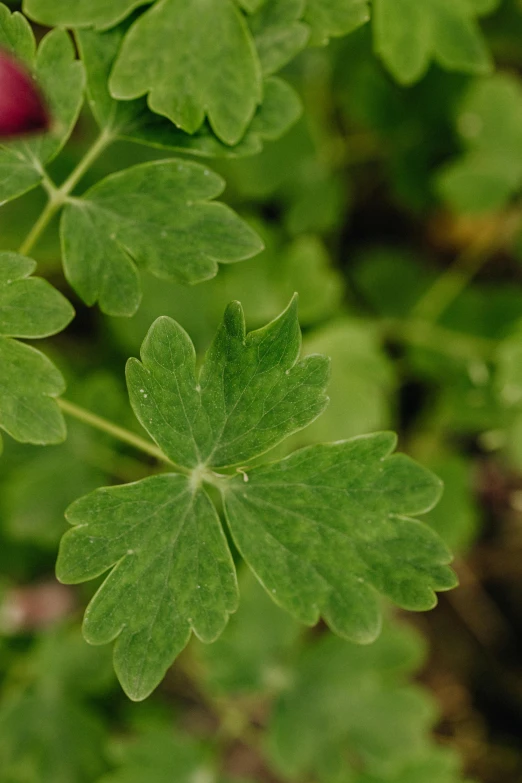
57,397 -> 192,473
18,128 -> 115,256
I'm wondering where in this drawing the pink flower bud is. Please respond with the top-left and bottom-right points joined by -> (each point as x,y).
0,49 -> 49,138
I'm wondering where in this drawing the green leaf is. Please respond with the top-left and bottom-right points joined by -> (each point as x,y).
238,0 -> 267,11
57,474 -> 238,700
497,327 -> 522,408
2,447 -> 105,547
305,0 -> 370,45
109,0 -> 263,145
223,433 -> 456,643
60,301 -> 456,699
249,0 -> 309,75
424,453 -> 479,554
0,2 -> 36,63
436,74 -> 522,213
0,24 -> 85,204
23,0 -> 147,29
196,568 -> 301,694
60,159 -> 263,317
0,373 -> 122,547
99,727 -> 218,783
77,24 -> 301,155
267,622 -> 434,780
0,339 -> 67,445
465,0 -> 501,14
287,319 -> 395,446
215,230 -> 344,328
106,229 -> 339,360
0,626 -> 112,783
132,76 -> 302,156
0,253 -> 74,338
126,296 -> 329,468
355,747 -> 467,783
373,0 -> 492,85
0,252 -> 72,445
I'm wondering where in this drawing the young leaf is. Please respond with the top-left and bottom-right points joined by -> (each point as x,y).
305,0 -> 370,45
60,159 -> 263,317
223,433 -> 456,643
0,252 -> 73,445
77,24 -> 301,156
126,296 -> 329,468
373,0 -> 492,85
23,0 -> 147,29
0,19 -> 85,204
57,473 -> 238,700
249,0 -> 309,76
109,0 -> 263,145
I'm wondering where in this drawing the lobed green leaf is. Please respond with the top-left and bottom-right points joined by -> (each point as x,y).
224,433 -> 456,642
436,74 -> 522,213
267,623 -> 434,780
0,252 -> 72,446
127,296 -> 330,468
77,24 -> 301,156
0,2 -> 35,63
109,0 -> 263,145
58,474 -> 238,700
0,18 -> 85,204
305,0 -> 370,45
60,301 -> 456,699
23,0 -> 147,29
61,159 -> 263,317
373,0 -> 492,85
249,0 -> 309,75
0,252 -> 74,338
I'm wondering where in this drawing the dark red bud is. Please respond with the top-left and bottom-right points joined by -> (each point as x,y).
0,49 -> 49,138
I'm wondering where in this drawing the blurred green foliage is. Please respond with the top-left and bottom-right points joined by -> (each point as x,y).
1,0 -> 522,781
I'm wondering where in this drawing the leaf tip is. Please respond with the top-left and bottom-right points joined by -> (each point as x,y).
223,300 -> 246,337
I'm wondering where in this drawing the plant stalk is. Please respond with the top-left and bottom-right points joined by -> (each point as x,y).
18,128 -> 114,257
411,211 -> 522,324
57,398 -> 190,472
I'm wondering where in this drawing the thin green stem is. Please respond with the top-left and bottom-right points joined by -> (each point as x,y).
380,317 -> 496,360
58,398 -> 191,473
18,197 -> 62,256
411,211 -> 522,325
18,128 -> 114,257
57,127 -> 114,198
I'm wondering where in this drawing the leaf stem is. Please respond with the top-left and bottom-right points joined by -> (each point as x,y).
18,128 -> 114,257
57,398 -> 191,472
381,317 -> 497,360
57,127 -> 114,198
18,197 -> 62,256
411,211 -> 522,324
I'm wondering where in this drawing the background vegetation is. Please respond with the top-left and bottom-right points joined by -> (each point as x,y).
1,1 -> 522,781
